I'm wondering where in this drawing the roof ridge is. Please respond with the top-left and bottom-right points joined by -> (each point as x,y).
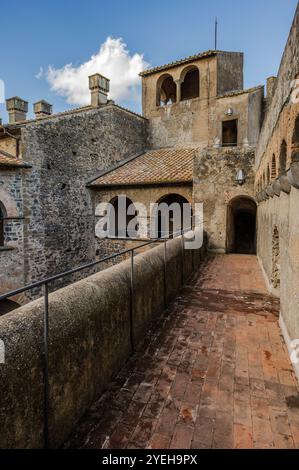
140,50 -> 243,77
88,147 -> 196,188
86,150 -> 147,186
217,85 -> 264,99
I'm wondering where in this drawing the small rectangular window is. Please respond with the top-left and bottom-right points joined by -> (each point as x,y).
222,119 -> 238,147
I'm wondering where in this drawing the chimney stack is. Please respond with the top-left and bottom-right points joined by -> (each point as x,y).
34,100 -> 53,118
6,97 -> 28,124
89,73 -> 110,107
266,76 -> 277,103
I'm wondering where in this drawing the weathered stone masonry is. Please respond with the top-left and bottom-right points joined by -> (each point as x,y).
255,4 -> 299,378
0,104 -> 148,299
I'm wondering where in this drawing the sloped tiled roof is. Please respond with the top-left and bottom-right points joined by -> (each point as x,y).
0,151 -> 31,168
139,50 -> 220,77
89,148 -> 196,188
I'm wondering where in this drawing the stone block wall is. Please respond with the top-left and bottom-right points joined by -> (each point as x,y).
193,146 -> 255,252
0,170 -> 24,296
254,5 -> 299,377
18,104 -> 148,294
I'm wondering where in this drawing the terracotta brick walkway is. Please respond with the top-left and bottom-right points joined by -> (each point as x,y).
66,255 -> 299,449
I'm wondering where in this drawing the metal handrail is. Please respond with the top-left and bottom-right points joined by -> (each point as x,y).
0,226 -> 195,302
0,225 -> 195,449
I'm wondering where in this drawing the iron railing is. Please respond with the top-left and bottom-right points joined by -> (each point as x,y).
0,226 -> 194,448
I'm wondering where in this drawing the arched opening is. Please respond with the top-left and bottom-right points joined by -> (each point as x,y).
0,299 -> 21,316
279,140 -> 287,174
0,202 -> 6,247
271,154 -> 277,180
156,74 -> 177,107
271,226 -> 280,288
267,165 -> 270,185
291,114 -> 299,163
153,194 -> 191,239
107,196 -> 137,239
292,114 -> 299,146
226,196 -> 257,254
180,67 -> 200,101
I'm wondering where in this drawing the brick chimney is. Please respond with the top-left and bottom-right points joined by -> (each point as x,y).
6,97 -> 28,124
266,76 -> 277,102
89,73 -> 110,107
34,100 -> 53,118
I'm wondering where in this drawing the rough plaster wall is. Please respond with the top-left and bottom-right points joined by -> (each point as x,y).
0,136 -> 17,156
193,147 -> 255,251
248,89 -> 264,146
20,105 -> 148,291
217,52 -> 244,95
256,4 -> 299,168
0,170 -> 24,295
257,188 -> 299,341
143,57 -> 218,148
255,5 -> 299,345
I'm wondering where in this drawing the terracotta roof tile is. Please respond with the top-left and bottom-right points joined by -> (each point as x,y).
89,148 -> 196,187
139,50 -> 220,77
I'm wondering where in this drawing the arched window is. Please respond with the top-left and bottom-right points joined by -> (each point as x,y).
267,165 -> 270,185
226,196 -> 257,254
108,196 -> 137,239
279,140 -> 287,174
180,66 -> 200,101
271,154 -> 277,180
156,74 -> 177,107
292,114 -> 299,146
0,203 -> 5,247
153,194 -> 191,239
291,115 -> 299,163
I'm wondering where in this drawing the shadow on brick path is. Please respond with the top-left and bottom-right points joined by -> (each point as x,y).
65,255 -> 299,449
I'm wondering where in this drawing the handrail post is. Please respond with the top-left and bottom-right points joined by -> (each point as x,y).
129,250 -> 135,354
43,282 -> 50,449
163,238 -> 167,308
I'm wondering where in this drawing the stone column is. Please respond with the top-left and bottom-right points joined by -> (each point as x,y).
175,79 -> 182,103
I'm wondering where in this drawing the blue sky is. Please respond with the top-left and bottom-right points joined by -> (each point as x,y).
0,0 -> 298,119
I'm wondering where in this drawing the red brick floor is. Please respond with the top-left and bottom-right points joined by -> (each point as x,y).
66,255 -> 299,449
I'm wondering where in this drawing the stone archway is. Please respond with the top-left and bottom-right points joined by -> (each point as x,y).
154,193 -> 191,239
226,196 -> 257,254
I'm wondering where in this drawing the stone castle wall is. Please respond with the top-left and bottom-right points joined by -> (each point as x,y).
11,104 -> 148,296
0,170 -> 25,295
193,146 -> 256,252
255,5 -> 299,348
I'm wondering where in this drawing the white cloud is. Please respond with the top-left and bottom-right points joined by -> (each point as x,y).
46,37 -> 149,106
35,66 -> 44,80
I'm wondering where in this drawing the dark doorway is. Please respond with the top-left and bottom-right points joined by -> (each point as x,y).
222,119 -> 238,147
108,196 -> 137,238
155,194 -> 190,239
181,68 -> 199,101
226,197 -> 257,254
